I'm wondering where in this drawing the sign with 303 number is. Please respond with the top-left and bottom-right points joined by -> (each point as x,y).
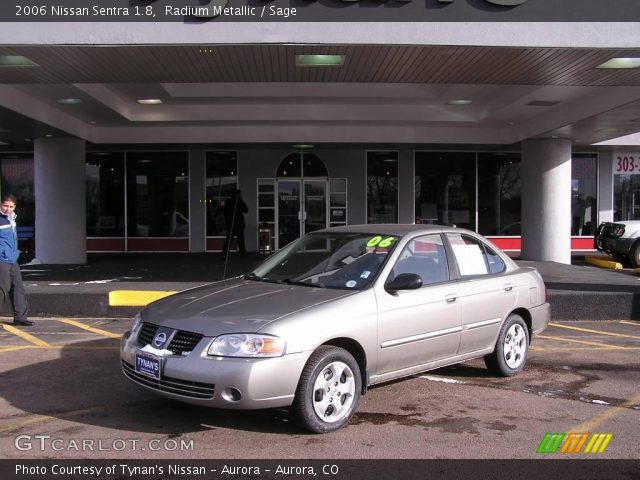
613,152 -> 640,174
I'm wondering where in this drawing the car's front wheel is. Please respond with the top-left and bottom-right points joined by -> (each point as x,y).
292,346 -> 361,433
484,313 -> 529,377
628,242 -> 640,268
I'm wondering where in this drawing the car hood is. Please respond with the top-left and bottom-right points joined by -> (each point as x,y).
140,278 -> 356,336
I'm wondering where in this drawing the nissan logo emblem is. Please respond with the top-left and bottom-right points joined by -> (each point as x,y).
153,332 -> 167,348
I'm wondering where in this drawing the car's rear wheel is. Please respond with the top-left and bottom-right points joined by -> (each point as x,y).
484,313 -> 529,377
628,242 -> 640,268
292,345 -> 361,433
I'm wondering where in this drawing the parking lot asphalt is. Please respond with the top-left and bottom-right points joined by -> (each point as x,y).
5,252 -> 640,320
0,317 -> 638,459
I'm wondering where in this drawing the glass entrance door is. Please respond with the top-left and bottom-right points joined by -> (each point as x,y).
277,180 -> 301,248
276,179 -> 328,249
304,180 -> 327,236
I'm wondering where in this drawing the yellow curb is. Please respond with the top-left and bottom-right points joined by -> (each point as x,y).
109,290 -> 176,307
584,255 -> 622,270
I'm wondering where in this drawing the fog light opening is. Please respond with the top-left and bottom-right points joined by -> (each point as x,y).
221,387 -> 242,403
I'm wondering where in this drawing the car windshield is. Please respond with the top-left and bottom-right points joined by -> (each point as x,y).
249,232 -> 400,290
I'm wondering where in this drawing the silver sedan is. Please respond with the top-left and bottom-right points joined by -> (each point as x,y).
120,225 -> 550,433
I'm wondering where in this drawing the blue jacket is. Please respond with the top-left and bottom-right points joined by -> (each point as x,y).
0,211 -> 20,264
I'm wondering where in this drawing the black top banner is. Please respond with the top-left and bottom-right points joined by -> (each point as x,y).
4,0 -> 640,22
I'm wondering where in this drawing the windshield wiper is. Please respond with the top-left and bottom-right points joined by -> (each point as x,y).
244,273 -> 264,281
282,278 -> 325,288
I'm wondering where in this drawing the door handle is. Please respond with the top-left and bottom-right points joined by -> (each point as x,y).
445,294 -> 457,304
504,283 -> 514,292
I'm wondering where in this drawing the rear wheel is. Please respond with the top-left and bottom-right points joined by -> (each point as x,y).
484,313 -> 529,377
292,346 -> 361,433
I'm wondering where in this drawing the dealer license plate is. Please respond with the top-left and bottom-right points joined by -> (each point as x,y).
135,351 -> 162,380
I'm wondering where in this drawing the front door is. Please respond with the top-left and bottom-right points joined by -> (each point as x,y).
276,179 -> 328,249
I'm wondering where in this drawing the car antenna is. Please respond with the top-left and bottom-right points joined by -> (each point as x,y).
221,192 -> 239,281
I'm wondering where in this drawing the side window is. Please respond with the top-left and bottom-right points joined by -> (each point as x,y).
391,234 -> 449,286
445,233 -> 505,276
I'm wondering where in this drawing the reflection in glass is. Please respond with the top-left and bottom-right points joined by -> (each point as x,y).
572,154 -> 597,235
126,152 -> 189,237
415,152 -> 475,230
478,153 -> 521,236
0,154 -> 35,228
86,153 -> 125,237
367,152 -> 398,224
206,152 -> 237,236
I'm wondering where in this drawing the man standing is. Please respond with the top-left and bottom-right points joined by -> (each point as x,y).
222,189 -> 248,255
0,194 -> 32,326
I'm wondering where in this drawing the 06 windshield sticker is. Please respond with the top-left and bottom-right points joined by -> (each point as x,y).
366,236 -> 396,249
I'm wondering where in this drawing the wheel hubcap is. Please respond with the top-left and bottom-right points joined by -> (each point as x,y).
312,361 -> 356,423
503,324 -> 526,369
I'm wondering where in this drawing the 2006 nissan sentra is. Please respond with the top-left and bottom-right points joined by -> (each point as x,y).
121,224 -> 550,433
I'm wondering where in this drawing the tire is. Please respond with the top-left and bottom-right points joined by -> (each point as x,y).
292,346 -> 361,433
628,243 -> 640,268
484,313 -> 530,377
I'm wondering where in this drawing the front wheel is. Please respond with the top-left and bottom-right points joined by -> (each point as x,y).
484,314 -> 529,377
628,242 -> 640,268
292,346 -> 361,433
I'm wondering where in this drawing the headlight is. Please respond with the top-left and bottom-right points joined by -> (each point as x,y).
207,334 -> 285,358
130,313 -> 142,333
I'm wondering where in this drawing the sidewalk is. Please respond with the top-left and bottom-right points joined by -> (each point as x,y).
4,253 -> 639,320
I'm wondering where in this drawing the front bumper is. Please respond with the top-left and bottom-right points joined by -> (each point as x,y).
120,331 -> 310,410
602,237 -> 634,256
530,302 -> 551,337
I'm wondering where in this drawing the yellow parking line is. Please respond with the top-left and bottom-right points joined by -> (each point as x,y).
549,322 -> 640,340
570,391 -> 640,433
537,335 -> 626,350
2,324 -> 50,347
0,345 -> 39,353
620,320 -> 640,327
531,347 -> 640,352
56,319 -> 121,339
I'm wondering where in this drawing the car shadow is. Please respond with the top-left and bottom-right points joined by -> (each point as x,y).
0,337 -> 303,435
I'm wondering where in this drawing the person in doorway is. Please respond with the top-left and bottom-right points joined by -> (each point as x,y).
222,189 -> 248,255
0,194 -> 32,326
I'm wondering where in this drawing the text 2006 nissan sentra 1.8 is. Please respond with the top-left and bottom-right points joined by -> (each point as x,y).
120,224 -> 550,433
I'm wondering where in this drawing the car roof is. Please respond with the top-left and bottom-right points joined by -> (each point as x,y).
319,224 -> 468,237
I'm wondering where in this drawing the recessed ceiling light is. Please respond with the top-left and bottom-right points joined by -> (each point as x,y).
292,144 -> 314,149
89,120 -> 96,124
446,99 -> 473,105
0,141 -> 8,145
137,99 -> 163,105
596,58 -> 640,69
0,55 -> 38,67
24,138 -> 31,142
45,134 -> 54,138
56,98 -> 82,105
296,55 -> 344,67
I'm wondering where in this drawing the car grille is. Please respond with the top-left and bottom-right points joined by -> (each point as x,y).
137,322 -> 205,355
121,361 -> 215,399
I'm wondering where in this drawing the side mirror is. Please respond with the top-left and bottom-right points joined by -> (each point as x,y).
386,273 -> 423,292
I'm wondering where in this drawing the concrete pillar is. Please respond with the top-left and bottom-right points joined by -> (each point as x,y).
189,150 -> 206,252
34,138 -> 86,264
521,138 -> 572,264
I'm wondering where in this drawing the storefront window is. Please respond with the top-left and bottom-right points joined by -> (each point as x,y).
614,174 -> 640,221
206,152 -> 237,236
86,153 -> 125,237
367,151 -> 398,224
0,154 -> 35,253
478,153 -> 521,236
126,152 -> 189,237
415,152 -> 476,230
572,154 -> 598,235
